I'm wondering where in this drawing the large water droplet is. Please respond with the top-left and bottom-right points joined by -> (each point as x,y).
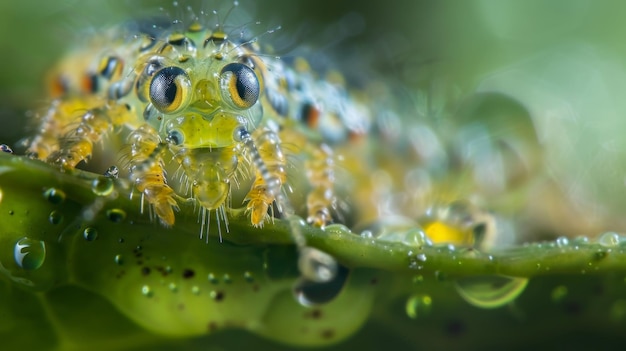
454,275 -> 528,309
91,177 -> 114,196
48,210 -> 63,225
14,237 -> 46,270
293,265 -> 349,307
405,294 -> 432,319
83,227 -> 98,241
598,232 -> 620,247
44,188 -> 65,204
106,208 -> 126,223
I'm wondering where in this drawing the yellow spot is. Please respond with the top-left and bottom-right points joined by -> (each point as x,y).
423,221 -> 473,246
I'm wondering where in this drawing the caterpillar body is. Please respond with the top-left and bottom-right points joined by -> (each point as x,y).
24,3 -> 500,256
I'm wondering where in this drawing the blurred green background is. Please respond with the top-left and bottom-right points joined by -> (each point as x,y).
4,1 -> 626,349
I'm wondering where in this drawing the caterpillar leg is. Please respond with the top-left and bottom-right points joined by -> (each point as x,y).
27,97 -> 106,160
243,128 -> 287,226
42,101 -> 132,169
305,143 -> 336,227
127,124 -> 178,226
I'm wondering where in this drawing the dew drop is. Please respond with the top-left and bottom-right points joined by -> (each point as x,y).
114,254 -> 124,265
551,285 -> 568,302
222,273 -> 232,284
360,230 -> 374,239
243,271 -> 254,283
405,294 -> 432,319
323,224 -> 352,236
434,271 -> 447,281
83,227 -> 98,241
416,253 -> 427,262
141,285 -> 153,297
454,275 -> 528,309
208,273 -> 218,284
293,265 -> 350,307
103,165 -> 119,179
402,229 -> 431,247
168,282 -> 178,292
91,177 -> 114,196
48,210 -> 63,225
598,231 -> 620,247
191,286 -> 201,295
555,236 -> 569,248
14,237 -> 46,270
44,188 -> 65,204
0,144 -> 13,153
106,208 -> 126,223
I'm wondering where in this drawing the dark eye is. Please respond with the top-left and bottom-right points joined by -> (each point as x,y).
220,63 -> 260,109
149,66 -> 192,114
166,129 -> 184,145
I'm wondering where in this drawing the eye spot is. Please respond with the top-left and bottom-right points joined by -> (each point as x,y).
149,66 -> 191,114
220,62 -> 260,109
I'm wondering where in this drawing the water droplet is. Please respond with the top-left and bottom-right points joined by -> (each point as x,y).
14,237 -> 46,270
208,273 -> 218,284
48,210 -> 63,225
412,275 -> 424,284
83,227 -> 98,241
0,144 -> 13,153
454,275 -> 529,309
222,273 -> 231,284
402,229 -> 432,247
104,165 -> 119,179
551,285 -> 568,302
293,265 -> 350,307
191,286 -> 201,295
106,208 -> 126,223
141,285 -> 153,297
360,230 -> 373,239
598,232 -> 620,247
243,271 -> 254,283
91,177 -> 114,196
323,224 -> 352,236
114,254 -> 124,265
555,236 -> 569,248
298,247 -> 338,283
405,294 -> 432,319
44,188 -> 65,204
573,236 -> 589,245
434,271 -> 447,281
168,282 -> 178,292
416,253 -> 427,262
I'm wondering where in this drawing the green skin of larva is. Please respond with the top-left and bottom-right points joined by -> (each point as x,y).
0,152 -> 376,347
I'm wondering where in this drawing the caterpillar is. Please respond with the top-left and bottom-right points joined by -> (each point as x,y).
23,0 -> 505,279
